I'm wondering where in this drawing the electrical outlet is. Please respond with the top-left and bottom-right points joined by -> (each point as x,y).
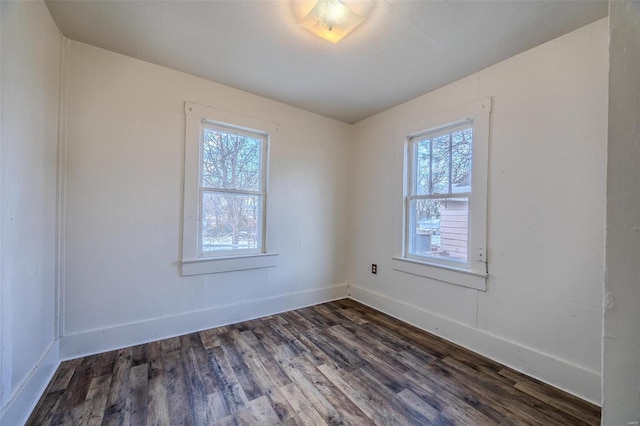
371,264 -> 377,274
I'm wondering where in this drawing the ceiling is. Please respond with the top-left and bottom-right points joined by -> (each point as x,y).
45,0 -> 608,124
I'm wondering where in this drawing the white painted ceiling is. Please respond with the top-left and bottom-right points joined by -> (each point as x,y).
45,0 -> 608,124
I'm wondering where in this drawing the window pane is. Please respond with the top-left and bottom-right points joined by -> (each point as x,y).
431,134 -> 451,194
202,192 -> 262,252
412,126 -> 473,196
415,139 -> 431,195
409,197 -> 468,263
451,128 -> 472,193
202,127 -> 262,191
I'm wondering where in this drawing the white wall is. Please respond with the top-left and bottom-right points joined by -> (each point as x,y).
59,41 -> 352,357
602,1 -> 640,423
0,1 -> 61,424
350,19 -> 608,404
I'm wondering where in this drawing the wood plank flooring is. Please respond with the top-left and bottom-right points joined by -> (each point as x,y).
27,299 -> 600,425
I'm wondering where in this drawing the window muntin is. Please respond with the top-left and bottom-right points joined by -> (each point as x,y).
406,122 -> 473,266
199,123 -> 267,256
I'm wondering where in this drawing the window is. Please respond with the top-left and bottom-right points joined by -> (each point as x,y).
393,98 -> 490,290
407,124 -> 472,265
182,103 -> 278,276
200,124 -> 266,255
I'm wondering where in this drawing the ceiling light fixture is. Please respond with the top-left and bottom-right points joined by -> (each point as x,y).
298,0 -> 366,44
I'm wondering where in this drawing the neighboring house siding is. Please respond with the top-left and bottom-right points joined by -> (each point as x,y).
440,200 -> 468,259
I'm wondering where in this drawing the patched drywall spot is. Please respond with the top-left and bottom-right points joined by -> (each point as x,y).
604,291 -> 615,310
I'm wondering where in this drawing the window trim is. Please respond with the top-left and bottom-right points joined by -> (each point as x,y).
182,102 -> 279,276
392,98 -> 491,291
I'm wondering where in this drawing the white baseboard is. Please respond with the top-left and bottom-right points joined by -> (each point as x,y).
349,285 -> 602,406
60,283 -> 349,360
0,341 -> 60,426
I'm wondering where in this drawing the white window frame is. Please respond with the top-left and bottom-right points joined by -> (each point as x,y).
392,98 -> 491,291
198,122 -> 267,257
182,102 -> 278,276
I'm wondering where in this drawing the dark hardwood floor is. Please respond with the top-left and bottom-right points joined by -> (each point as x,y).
27,299 -> 600,425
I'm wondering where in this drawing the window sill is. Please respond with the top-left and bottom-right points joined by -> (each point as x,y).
181,252 -> 278,276
391,257 -> 487,291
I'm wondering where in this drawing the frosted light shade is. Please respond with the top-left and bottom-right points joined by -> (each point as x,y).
299,0 -> 365,44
